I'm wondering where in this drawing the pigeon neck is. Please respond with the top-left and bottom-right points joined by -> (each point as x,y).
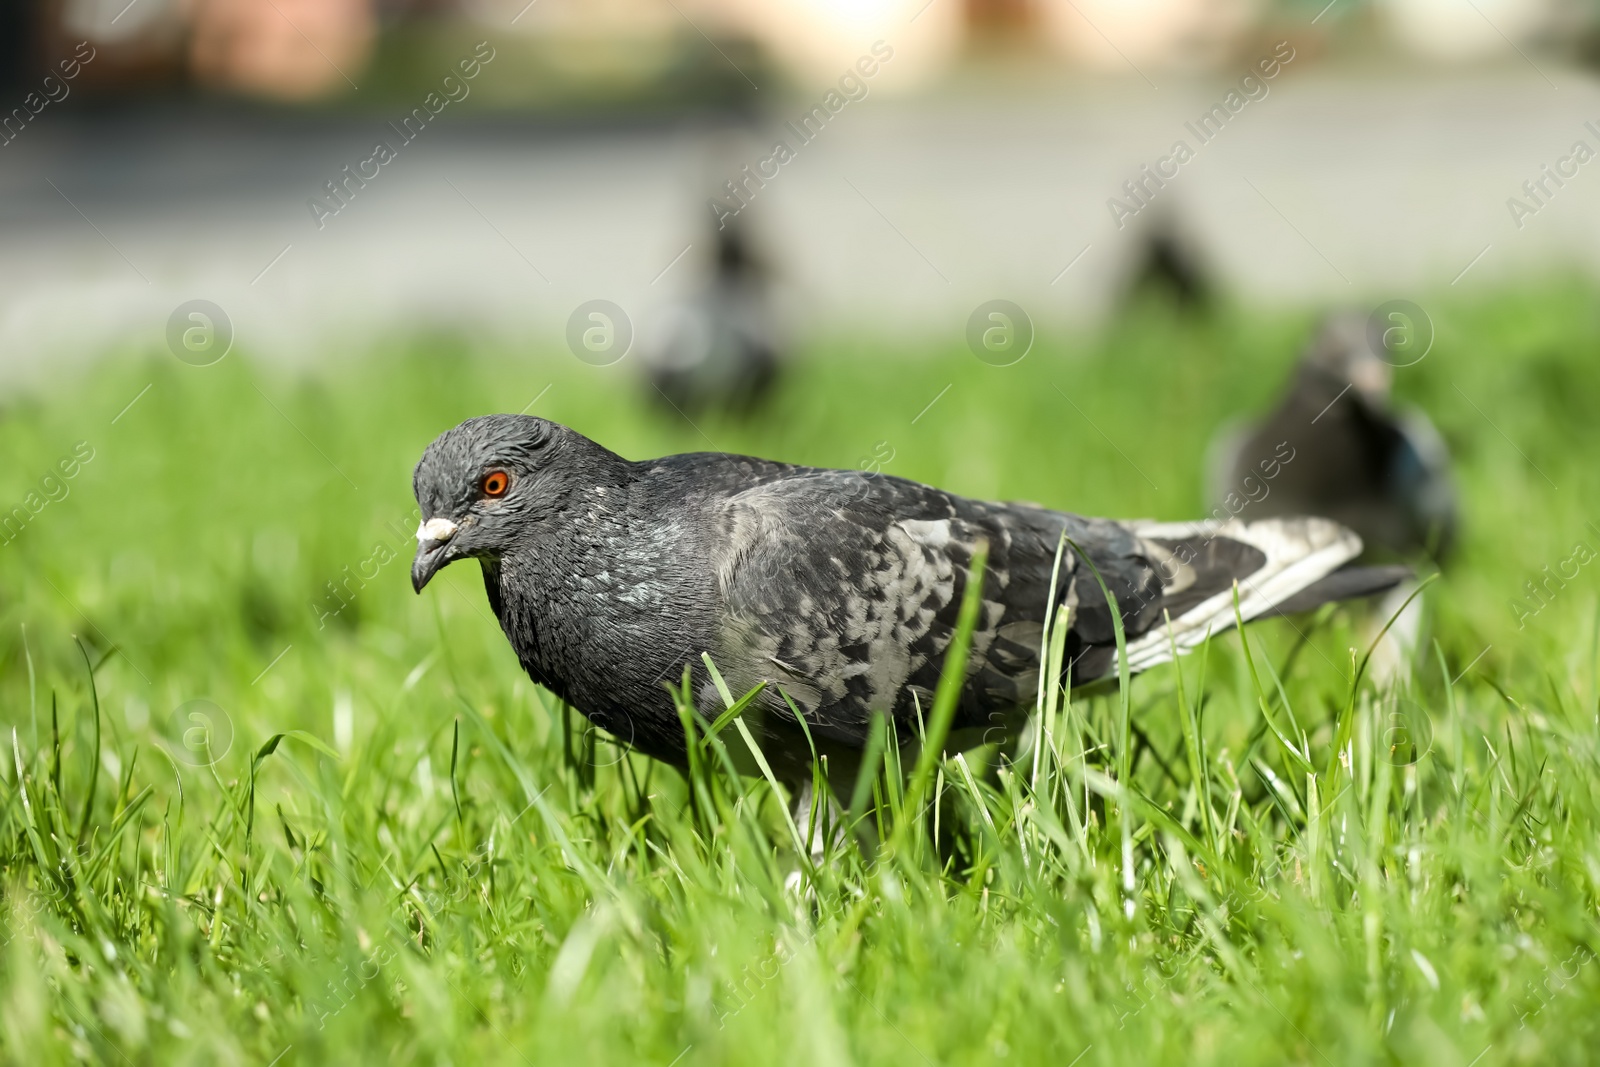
565,436 -> 635,489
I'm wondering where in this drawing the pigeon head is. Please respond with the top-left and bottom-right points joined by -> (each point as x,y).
409,414 -> 626,592
1301,312 -> 1393,407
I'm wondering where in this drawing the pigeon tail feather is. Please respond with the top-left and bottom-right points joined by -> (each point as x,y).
1121,516 -> 1374,673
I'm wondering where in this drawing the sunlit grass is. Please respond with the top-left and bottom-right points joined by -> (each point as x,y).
2,284 -> 1599,1065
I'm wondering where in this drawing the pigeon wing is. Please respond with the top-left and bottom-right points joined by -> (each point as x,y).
707,468 -> 1203,747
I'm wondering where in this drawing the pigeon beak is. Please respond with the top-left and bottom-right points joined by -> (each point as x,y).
411,517 -> 459,593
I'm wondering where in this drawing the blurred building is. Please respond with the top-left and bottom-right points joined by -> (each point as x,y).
12,0 -> 1591,105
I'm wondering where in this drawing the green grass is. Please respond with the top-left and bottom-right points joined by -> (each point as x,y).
3,284 -> 1600,1066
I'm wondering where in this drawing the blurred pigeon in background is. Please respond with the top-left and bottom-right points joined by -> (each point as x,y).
1206,311 -> 1456,678
1120,214 -> 1215,313
1207,311 -> 1456,560
641,213 -> 782,416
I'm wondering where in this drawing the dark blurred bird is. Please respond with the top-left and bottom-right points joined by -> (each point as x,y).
1123,223 -> 1214,311
413,415 -> 1406,776
1207,312 -> 1456,562
641,216 -> 781,415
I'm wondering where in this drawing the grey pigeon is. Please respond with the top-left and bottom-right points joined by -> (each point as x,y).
1120,215 -> 1214,313
640,217 -> 781,415
413,415 -> 1406,776
1207,311 -> 1457,562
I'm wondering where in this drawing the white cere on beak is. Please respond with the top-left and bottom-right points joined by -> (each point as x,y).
417,518 -> 459,544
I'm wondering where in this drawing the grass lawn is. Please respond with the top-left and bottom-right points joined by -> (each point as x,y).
2,284 -> 1598,1066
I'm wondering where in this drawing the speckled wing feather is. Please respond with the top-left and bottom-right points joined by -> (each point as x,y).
700,465 -> 1349,749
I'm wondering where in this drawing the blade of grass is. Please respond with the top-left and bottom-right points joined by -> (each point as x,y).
895,542 -> 990,852
1165,611 -> 1217,859
72,637 -> 102,850
1032,532 -> 1070,791
1062,538 -> 1133,789
1232,583 -> 1315,778
702,653 -> 810,864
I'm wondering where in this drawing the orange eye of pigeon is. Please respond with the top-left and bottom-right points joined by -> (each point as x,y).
481,470 -> 510,498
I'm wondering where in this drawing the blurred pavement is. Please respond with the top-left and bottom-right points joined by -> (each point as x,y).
2,65 -> 1597,386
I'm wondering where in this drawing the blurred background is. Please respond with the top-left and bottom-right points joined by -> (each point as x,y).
3,0 -> 1599,392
